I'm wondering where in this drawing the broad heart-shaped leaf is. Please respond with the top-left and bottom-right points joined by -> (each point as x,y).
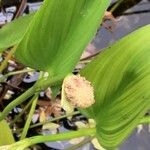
80,25 -> 150,149
0,13 -> 34,52
15,0 -> 110,76
0,120 -> 15,145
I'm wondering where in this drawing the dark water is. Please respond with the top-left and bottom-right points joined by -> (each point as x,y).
121,125 -> 150,150
94,0 -> 150,50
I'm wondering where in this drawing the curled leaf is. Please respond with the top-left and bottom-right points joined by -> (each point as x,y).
61,76 -> 74,116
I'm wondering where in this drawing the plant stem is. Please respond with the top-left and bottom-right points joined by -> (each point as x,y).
6,68 -> 34,76
0,86 -> 36,121
11,128 -> 96,150
65,137 -> 93,150
20,72 -> 43,139
36,75 -> 64,91
110,0 -> 123,13
80,51 -> 100,61
10,100 -> 33,126
79,60 -> 91,64
0,47 -> 16,73
0,75 -> 64,121
139,116 -> 150,124
14,111 -> 80,133
20,94 -> 38,140
30,111 -> 80,129
0,68 -> 34,83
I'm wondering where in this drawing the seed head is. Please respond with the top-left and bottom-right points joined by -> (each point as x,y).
64,74 -> 95,108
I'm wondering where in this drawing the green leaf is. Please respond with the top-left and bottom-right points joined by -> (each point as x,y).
42,122 -> 60,131
61,76 -> 74,116
80,25 -> 150,149
0,120 -> 15,145
0,13 -> 34,52
15,0 -> 110,76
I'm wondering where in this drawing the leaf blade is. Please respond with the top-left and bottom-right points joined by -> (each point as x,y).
15,0 -> 110,76
80,25 -> 150,149
0,14 -> 34,51
0,120 -> 15,145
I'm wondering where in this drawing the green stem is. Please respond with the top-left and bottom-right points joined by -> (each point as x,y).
79,60 -> 91,64
0,68 -> 34,83
0,86 -> 36,121
110,0 -> 123,13
10,100 -> 33,126
0,75 -> 64,121
11,128 -> 96,150
65,137 -> 93,150
139,116 -> 150,124
30,111 -> 80,129
20,94 -> 38,140
6,68 -> 34,76
0,47 -> 16,73
14,111 -> 80,133
0,75 -> 7,83
20,72 -> 43,139
36,75 -> 63,91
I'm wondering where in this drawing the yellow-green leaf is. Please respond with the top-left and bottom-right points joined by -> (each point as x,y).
15,0 -> 110,77
0,13 -> 34,52
42,123 -> 60,131
80,25 -> 150,149
0,120 -> 15,145
61,75 -> 74,117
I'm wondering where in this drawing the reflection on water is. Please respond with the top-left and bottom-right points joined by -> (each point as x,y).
93,0 -> 150,50
121,125 -> 150,150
